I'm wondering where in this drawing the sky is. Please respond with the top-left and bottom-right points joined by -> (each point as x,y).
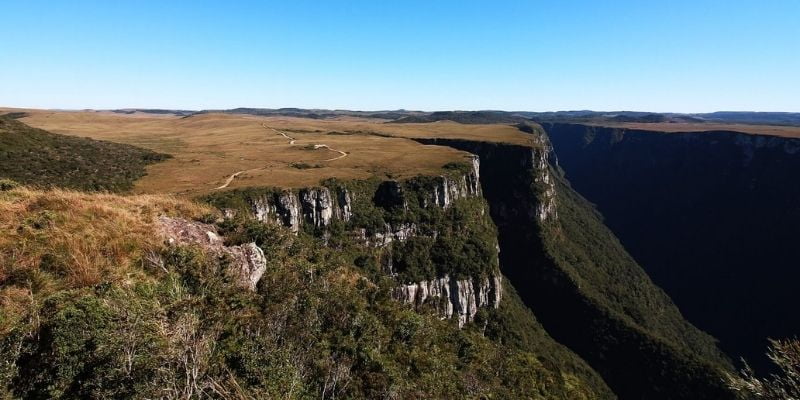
1,0 -> 798,112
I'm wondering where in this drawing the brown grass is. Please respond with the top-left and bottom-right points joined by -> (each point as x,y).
0,186 -> 212,301
12,110 -> 536,196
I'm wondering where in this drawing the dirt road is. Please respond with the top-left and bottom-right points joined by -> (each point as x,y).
214,124 -> 349,190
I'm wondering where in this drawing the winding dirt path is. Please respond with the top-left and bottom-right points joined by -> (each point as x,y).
262,123 -> 348,159
265,124 -> 296,144
314,144 -> 348,161
214,170 -> 249,190
213,124 -> 350,190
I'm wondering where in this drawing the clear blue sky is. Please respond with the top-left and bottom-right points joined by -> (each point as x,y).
1,0 -> 798,112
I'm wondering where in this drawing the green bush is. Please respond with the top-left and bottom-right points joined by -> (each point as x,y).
0,178 -> 19,191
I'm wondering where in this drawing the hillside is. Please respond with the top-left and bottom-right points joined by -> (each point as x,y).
0,184 -> 613,399
2,108 -> 769,398
0,116 -> 169,192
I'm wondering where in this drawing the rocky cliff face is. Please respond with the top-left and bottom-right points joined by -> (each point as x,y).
250,187 -> 347,232
241,161 -> 482,238
413,135 -> 735,400
208,164 -> 500,325
429,155 -> 482,208
542,122 -> 800,372
365,223 -> 417,247
393,272 -> 502,327
530,147 -> 558,222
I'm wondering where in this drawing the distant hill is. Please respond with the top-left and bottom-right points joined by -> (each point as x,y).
89,108 -> 800,127
109,108 -> 195,116
392,111 -> 532,124
196,107 -> 419,120
0,115 -> 170,191
525,110 -> 800,126
697,111 -> 800,126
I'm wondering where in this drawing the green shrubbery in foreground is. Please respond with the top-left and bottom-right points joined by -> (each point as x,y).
0,186 -> 611,399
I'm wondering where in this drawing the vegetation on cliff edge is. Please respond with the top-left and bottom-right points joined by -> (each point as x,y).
0,116 -> 169,192
0,185 -> 612,399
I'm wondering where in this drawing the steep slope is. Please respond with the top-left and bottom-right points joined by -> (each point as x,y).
203,161 -> 615,398
0,183 -> 613,398
543,122 -> 800,371
0,116 -> 169,192
414,137 -> 735,399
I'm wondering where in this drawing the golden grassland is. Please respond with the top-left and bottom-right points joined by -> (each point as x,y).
0,186 -> 212,287
8,107 -> 798,197
590,122 -> 800,138
9,109 -> 535,196
0,186 -> 212,328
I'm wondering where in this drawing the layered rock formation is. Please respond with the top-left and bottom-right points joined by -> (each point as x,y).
243,162 -> 482,238
157,216 -> 267,291
251,187 -> 349,232
208,161 -> 500,326
393,273 -> 502,327
367,223 -> 418,247
428,155 -> 482,208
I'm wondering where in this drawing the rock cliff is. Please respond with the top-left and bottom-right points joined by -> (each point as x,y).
413,135 -> 735,400
392,272 -> 502,327
204,162 -> 498,325
250,187 -> 346,232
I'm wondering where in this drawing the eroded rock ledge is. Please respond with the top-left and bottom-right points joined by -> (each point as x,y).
243,156 -> 481,235
251,187 -> 349,232
392,272 -> 503,327
207,158 -> 500,326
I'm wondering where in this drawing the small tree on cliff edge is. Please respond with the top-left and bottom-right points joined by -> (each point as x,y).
728,338 -> 800,399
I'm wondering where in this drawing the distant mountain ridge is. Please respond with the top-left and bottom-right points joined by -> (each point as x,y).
99,108 -> 800,127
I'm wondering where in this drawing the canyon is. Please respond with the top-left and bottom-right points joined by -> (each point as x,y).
544,122 -> 800,371
4,109 -> 799,398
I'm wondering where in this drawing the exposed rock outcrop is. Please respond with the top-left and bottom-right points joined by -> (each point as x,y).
531,148 -> 558,222
336,188 -> 353,222
300,187 -> 334,228
373,223 -> 417,246
252,187 -> 350,232
244,165 -> 482,240
426,156 -> 482,209
393,272 -> 503,327
157,216 -> 267,291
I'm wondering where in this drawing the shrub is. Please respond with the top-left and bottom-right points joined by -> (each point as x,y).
0,179 -> 19,191
728,338 -> 800,399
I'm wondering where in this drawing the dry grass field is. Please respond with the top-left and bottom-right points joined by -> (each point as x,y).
9,107 -> 798,197
7,109 -> 534,196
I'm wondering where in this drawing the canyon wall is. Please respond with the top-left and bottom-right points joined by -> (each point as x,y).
205,159 -> 501,327
543,122 -> 800,371
414,136 -> 734,399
